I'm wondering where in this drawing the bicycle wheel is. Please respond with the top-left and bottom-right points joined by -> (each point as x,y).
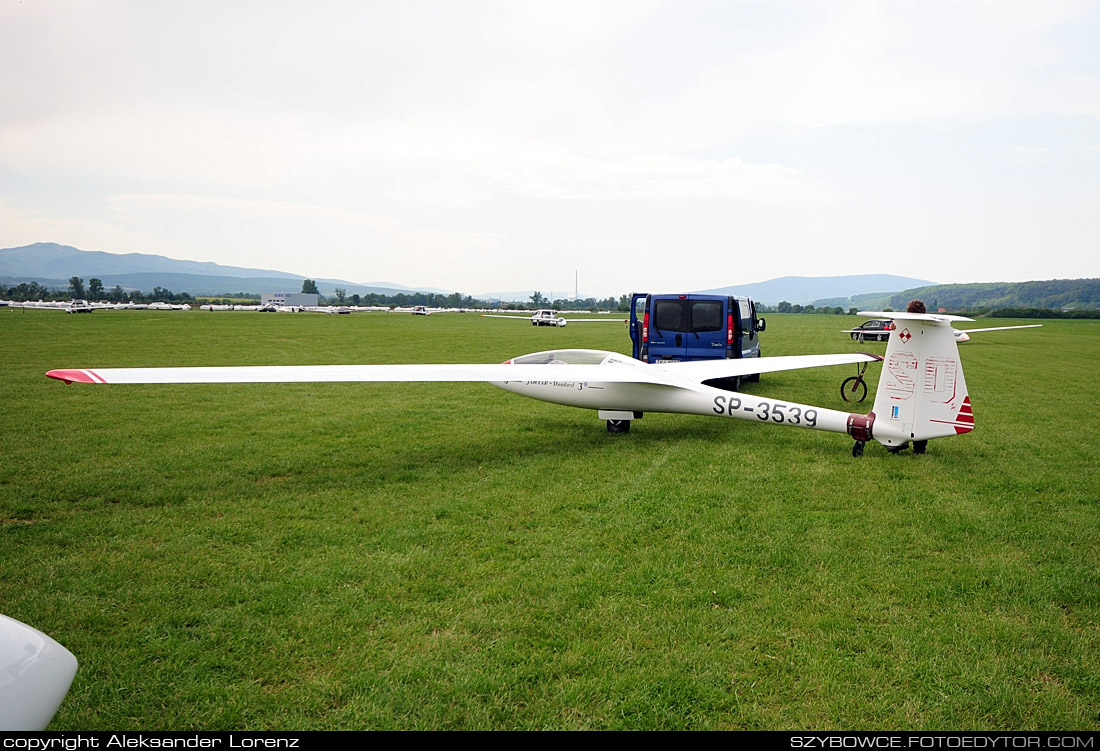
841,376 -> 867,403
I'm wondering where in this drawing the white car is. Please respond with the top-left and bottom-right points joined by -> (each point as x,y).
531,309 -> 565,327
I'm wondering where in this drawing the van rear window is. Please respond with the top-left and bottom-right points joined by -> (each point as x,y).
652,300 -> 723,333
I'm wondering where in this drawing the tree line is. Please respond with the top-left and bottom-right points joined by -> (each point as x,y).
301,280 -> 628,311
766,301 -> 854,315
1,277 -> 197,303
8,275 -> 1097,316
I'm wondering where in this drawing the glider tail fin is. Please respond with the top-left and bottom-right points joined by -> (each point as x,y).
863,313 -> 974,448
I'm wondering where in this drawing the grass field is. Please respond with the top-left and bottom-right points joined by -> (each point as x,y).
2,308 -> 1098,730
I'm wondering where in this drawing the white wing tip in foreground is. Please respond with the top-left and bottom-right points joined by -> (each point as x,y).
47,369 -> 101,384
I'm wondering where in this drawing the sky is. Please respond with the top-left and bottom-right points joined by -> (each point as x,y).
2,0 -> 1098,298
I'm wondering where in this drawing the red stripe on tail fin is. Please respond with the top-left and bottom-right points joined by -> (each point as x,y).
955,396 -> 974,433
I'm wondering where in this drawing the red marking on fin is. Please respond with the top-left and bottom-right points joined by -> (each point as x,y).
955,396 -> 974,433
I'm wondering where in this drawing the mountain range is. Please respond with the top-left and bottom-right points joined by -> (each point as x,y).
697,275 -> 937,307
0,243 -> 448,298
2,242 -> 934,305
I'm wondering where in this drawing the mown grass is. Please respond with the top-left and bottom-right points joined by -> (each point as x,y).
1,308 -> 1097,730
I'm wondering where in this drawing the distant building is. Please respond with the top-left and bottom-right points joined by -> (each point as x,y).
261,292 -> 318,306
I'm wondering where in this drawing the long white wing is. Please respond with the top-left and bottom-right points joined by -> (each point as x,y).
958,324 -> 1042,334
48,349 -> 880,387
858,310 -> 975,323
658,353 -> 881,381
46,362 -> 668,386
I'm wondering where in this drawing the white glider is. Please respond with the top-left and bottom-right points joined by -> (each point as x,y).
482,309 -> 625,327
844,320 -> 1041,343
47,312 -> 981,455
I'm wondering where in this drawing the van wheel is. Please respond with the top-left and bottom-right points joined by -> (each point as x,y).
606,419 -> 630,434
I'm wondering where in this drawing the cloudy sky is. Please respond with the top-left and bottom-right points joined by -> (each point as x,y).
2,0 -> 1098,297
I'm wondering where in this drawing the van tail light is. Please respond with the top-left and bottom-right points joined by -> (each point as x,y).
642,312 -> 650,343
727,313 -> 734,344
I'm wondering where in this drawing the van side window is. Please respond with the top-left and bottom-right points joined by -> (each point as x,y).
691,301 -> 723,332
653,300 -> 683,330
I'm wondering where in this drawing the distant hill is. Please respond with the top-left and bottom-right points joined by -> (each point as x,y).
0,243 -> 446,297
884,279 -> 1100,312
6,243 -> 1094,311
695,274 -> 938,306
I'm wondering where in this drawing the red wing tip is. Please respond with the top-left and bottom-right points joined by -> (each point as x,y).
47,369 -> 99,384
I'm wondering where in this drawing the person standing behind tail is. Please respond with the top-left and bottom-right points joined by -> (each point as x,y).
907,299 -> 927,314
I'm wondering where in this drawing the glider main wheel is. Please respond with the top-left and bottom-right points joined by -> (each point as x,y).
840,376 -> 867,403
606,419 -> 631,434
913,440 -> 927,454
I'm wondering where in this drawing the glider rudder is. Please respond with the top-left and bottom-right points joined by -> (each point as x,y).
858,311 -> 974,451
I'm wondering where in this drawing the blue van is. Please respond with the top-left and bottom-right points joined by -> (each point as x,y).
629,293 -> 765,369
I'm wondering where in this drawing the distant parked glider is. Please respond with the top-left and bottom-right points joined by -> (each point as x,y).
844,319 -> 1041,343
482,309 -> 625,327
49,312 -> 982,456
